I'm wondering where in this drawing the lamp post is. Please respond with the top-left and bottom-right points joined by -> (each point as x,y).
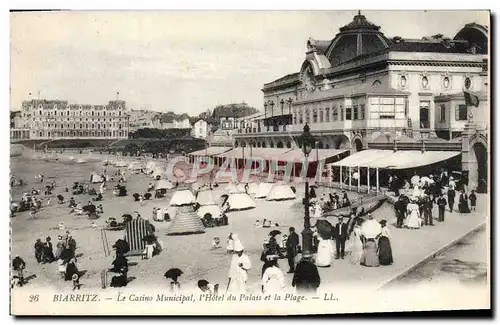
280,99 -> 285,116
297,124 -> 316,254
269,101 -> 275,117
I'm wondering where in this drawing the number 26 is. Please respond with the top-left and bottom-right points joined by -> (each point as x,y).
29,294 -> 39,302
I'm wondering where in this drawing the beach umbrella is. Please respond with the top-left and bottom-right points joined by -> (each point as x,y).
360,219 -> 382,239
164,268 -> 183,281
269,230 -> 281,237
315,219 -> 334,239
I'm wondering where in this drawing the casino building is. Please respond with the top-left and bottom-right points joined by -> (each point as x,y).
233,12 -> 489,190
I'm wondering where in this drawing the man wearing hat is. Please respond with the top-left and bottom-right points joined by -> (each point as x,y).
227,241 -> 252,293
292,251 -> 320,294
333,216 -> 348,259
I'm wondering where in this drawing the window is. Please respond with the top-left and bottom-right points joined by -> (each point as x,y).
293,110 -> 297,124
319,108 -> 324,122
298,108 -> 303,124
305,108 -> 310,124
372,97 -> 396,119
456,105 -> 468,121
340,106 -> 344,121
464,77 -> 471,89
325,107 -> 330,122
360,104 -> 365,120
440,104 -> 446,122
345,107 -> 352,120
312,108 -> 318,123
353,105 -> 358,120
332,105 -> 338,121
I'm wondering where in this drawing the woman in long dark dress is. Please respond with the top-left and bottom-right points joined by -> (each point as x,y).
458,190 -> 471,213
260,237 -> 283,276
377,220 -> 393,265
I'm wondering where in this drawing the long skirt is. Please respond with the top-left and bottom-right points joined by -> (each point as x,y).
360,242 -> 379,267
378,236 -> 393,265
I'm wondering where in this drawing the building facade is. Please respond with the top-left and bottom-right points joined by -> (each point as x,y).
191,119 -> 210,140
18,99 -> 130,139
128,109 -> 159,132
234,13 -> 489,189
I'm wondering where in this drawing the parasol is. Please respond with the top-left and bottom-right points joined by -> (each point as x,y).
314,219 -> 334,239
360,219 -> 382,239
269,230 -> 281,237
411,175 -> 420,185
164,268 -> 183,281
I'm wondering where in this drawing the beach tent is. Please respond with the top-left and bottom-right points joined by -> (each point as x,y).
196,189 -> 216,206
226,192 -> 256,211
124,217 -> 155,257
156,179 -> 174,190
151,166 -> 166,180
196,204 -> 221,219
90,173 -> 104,183
169,189 -> 196,207
145,161 -> 157,174
247,182 -> 259,196
76,158 -> 87,164
254,182 -> 273,199
266,184 -> 296,201
224,183 -> 240,195
166,205 -> 205,235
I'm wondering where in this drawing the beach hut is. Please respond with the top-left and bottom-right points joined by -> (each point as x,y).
166,205 -> 205,235
266,184 -> 296,201
124,217 -> 155,257
254,182 -> 273,199
196,189 -> 215,206
90,173 -> 104,183
156,179 -> 174,190
226,192 -> 256,211
169,189 -> 196,207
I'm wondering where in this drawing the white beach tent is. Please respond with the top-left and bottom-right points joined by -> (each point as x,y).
197,204 -> 222,219
76,158 -> 87,164
254,182 -> 273,199
145,161 -> 157,174
224,182 -> 240,195
226,192 -> 256,211
151,166 -> 167,179
196,189 -> 216,206
169,189 -> 196,207
156,179 -> 175,190
247,182 -> 259,197
266,183 -> 296,201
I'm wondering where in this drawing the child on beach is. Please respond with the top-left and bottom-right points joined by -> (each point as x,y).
212,237 -> 221,250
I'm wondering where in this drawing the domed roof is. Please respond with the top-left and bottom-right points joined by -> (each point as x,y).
325,12 -> 390,66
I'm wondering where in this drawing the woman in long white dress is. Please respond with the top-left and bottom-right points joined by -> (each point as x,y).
262,259 -> 285,293
315,234 -> 333,267
405,199 -> 422,229
347,221 -> 364,265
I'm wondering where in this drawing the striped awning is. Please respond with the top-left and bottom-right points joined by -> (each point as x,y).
124,218 -> 154,254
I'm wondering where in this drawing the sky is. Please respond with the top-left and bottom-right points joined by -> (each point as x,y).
10,10 -> 489,115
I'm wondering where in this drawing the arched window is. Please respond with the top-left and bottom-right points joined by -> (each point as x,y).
257,142 -> 261,148
234,141 -> 239,147
269,141 -> 274,148
277,141 -> 284,148
318,141 -> 324,149
286,141 -> 291,148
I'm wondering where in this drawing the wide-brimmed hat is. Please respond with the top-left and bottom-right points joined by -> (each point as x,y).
379,219 -> 387,226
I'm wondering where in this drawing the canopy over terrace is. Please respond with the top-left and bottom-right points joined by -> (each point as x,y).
330,149 -> 461,193
267,148 -> 349,179
187,147 -> 232,164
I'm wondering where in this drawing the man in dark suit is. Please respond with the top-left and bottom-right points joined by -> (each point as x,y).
394,196 -> 406,228
285,227 -> 300,273
333,217 -> 348,259
437,194 -> 447,222
423,196 -> 434,226
292,251 -> 320,294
